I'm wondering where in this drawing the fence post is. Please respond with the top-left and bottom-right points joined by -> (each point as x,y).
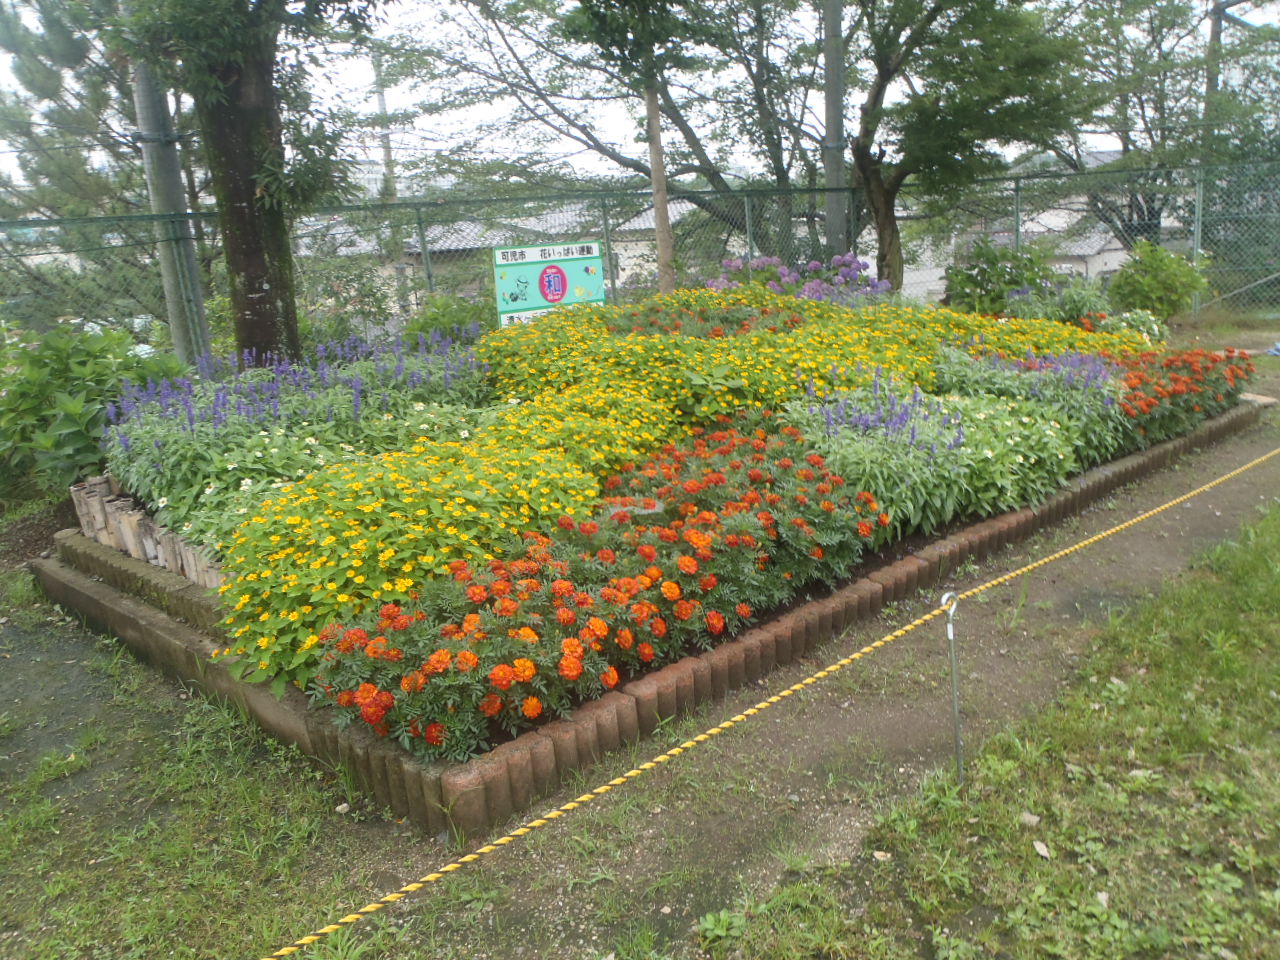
601,197 -> 618,303
1192,166 -> 1204,319
414,206 -> 435,294
744,194 -> 755,281
1013,177 -> 1022,253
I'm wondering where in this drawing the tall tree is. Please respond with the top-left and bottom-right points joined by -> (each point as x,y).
563,0 -> 704,293
380,0 -> 825,261
0,0 -> 204,335
845,0 -> 1090,288
123,0 -> 380,361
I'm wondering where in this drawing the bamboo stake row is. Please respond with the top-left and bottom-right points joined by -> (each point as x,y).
69,477 -> 222,589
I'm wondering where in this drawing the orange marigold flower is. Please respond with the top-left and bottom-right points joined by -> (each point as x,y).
706,610 -> 726,635
558,654 -> 584,681
491,580 -> 512,597
551,578 -> 575,597
400,671 -> 426,694
425,648 -> 452,674
586,616 -> 609,640
561,637 -> 585,658
676,555 -> 699,574
699,574 -> 718,592
735,602 -> 752,619
479,693 -> 503,717
336,690 -> 356,707
494,597 -> 520,617
673,599 -> 696,621
379,603 -> 402,619
512,658 -> 537,683
489,663 -> 516,690
638,642 -> 656,662
878,512 -> 891,527
600,666 -> 620,689
661,580 -> 682,601
810,545 -> 824,560
461,612 -> 482,635
424,722 -> 446,746
857,521 -> 873,538
557,606 -> 578,627
522,696 -> 543,719
455,649 -> 479,672
650,617 -> 668,638
615,627 -> 635,650
515,626 -> 539,643
637,544 -> 658,562
466,584 -> 488,604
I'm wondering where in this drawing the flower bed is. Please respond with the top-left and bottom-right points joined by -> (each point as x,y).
100,290 -> 1256,761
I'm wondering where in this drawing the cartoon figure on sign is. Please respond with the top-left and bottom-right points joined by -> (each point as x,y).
503,277 -> 529,304
583,264 -> 597,276
539,265 -> 567,304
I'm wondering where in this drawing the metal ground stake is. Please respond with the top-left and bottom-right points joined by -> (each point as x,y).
941,592 -> 964,785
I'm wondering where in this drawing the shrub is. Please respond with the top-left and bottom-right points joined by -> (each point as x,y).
944,239 -> 1057,315
1004,274 -> 1111,328
1094,309 -> 1167,342
403,292 -> 497,342
0,324 -> 183,494
1107,241 -> 1208,320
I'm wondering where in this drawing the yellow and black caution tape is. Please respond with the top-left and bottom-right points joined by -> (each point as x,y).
262,443 -> 1280,959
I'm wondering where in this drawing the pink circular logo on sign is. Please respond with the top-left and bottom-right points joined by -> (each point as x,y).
539,265 -> 568,303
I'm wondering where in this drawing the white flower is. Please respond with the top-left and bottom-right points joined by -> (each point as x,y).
240,478 -> 253,490
157,497 -> 168,508
460,429 -> 470,439
204,485 -> 215,495
226,462 -> 238,470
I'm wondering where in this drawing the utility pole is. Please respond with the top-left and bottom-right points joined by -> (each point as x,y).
822,0 -> 848,256
130,57 -> 210,364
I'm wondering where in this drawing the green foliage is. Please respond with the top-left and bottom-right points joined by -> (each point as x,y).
0,325 -> 182,494
944,240 -> 1056,315
1107,240 -> 1208,319
930,347 -> 1131,469
403,293 -> 497,342
1004,274 -> 1110,326
104,348 -> 492,548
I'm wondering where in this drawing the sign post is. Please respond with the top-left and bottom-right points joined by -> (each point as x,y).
492,242 -> 606,327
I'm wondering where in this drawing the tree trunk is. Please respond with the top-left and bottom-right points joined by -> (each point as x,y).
855,154 -> 904,290
644,84 -> 677,295
194,43 -> 300,362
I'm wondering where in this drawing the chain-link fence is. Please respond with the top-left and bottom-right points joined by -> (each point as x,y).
2,161 -> 1277,344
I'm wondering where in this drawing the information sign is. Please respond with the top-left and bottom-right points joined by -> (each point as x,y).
492,242 -> 606,326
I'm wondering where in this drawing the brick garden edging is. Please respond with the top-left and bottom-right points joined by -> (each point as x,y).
30,401 -> 1266,837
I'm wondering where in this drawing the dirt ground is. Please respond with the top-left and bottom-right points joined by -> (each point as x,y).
2,331 -> 1278,959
